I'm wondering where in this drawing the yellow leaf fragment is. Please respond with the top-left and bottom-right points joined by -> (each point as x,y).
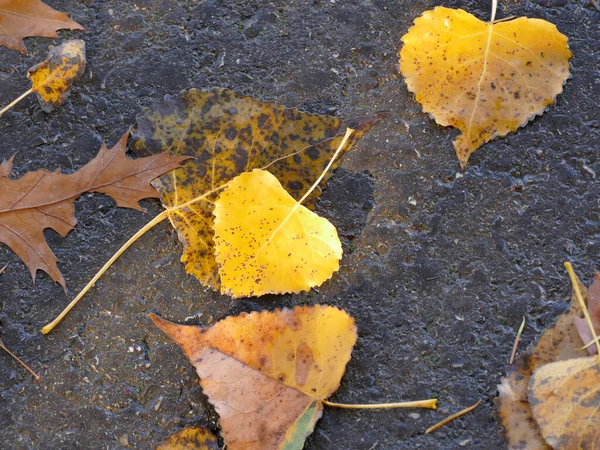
150,305 -> 357,450
28,39 -> 86,112
497,278 -> 588,449
156,426 -> 219,450
213,169 -> 342,298
132,88 -> 375,290
399,7 -> 571,168
529,356 -> 600,449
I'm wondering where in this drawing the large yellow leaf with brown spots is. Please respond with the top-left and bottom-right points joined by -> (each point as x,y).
529,356 -> 600,449
399,7 -> 571,168
213,169 -> 342,298
27,39 -> 86,112
132,88 -> 376,290
150,305 -> 357,450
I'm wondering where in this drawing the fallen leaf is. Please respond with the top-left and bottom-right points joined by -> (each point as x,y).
213,169 -> 342,298
132,88 -> 377,290
529,356 -> 600,449
497,278 -> 588,449
0,0 -> 84,54
27,39 -> 86,112
399,6 -> 571,168
150,305 -> 357,450
0,133 -> 188,288
574,272 -> 600,355
156,426 -> 219,450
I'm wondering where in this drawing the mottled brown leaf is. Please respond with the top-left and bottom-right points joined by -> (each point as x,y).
574,272 -> 600,356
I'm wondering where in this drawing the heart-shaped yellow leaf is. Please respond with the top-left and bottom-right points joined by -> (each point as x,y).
399,7 -> 571,168
213,169 -> 342,298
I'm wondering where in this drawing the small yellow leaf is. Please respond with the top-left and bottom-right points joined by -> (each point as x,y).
529,356 -> 600,449
150,305 -> 357,450
28,39 -> 86,112
156,426 -> 219,450
399,7 -> 571,168
213,169 -> 342,298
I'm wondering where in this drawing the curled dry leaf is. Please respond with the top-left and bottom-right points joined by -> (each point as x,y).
156,426 -> 219,450
213,169 -> 342,298
497,277 -> 588,449
132,88 -> 378,291
0,133 -> 188,288
150,305 -> 357,450
574,272 -> 600,356
28,39 -> 86,112
0,0 -> 84,54
399,7 -> 571,168
529,356 -> 600,449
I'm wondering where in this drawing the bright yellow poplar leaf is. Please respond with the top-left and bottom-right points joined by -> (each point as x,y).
213,169 -> 342,298
529,356 -> 600,449
27,39 -> 86,112
150,305 -> 358,450
399,7 -> 571,168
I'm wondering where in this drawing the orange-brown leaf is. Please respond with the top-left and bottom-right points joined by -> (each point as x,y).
497,277 -> 588,449
28,40 -> 86,112
0,133 -> 188,288
399,7 -> 571,168
150,305 -> 357,450
0,0 -> 85,54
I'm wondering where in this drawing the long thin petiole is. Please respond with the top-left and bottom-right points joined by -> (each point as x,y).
42,211 -> 170,334
0,339 -> 41,381
0,89 -> 33,117
564,262 -> 600,362
490,0 -> 498,22
322,398 -> 437,410
509,316 -> 526,365
425,400 -> 481,434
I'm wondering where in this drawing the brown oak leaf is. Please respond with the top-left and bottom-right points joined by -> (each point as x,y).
0,0 -> 85,54
574,271 -> 600,355
0,133 -> 188,288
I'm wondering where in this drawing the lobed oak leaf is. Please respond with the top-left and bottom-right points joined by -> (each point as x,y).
399,7 -> 571,168
574,272 -> 600,356
156,426 -> 219,450
28,39 -> 86,112
213,169 -> 342,298
497,277 -> 588,449
0,0 -> 85,54
131,88 -> 378,291
0,133 -> 188,288
529,356 -> 600,449
150,305 -> 357,450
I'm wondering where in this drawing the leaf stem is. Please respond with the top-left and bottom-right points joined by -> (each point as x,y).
41,210 -> 170,334
509,316 -> 526,365
297,127 -> 354,206
490,0 -> 498,22
322,398 -> 437,410
0,339 -> 41,381
564,262 -> 600,362
425,400 -> 481,434
0,89 -> 33,117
